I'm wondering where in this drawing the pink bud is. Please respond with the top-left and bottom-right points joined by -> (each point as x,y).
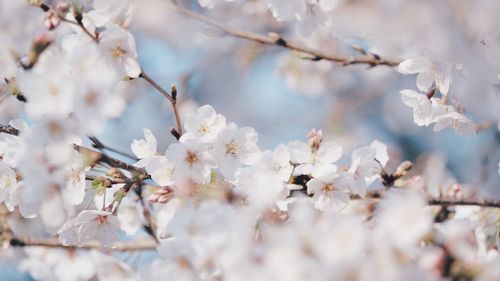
43,10 -> 60,30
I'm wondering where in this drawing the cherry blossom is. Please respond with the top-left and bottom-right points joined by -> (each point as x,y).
98,24 -> 141,78
214,122 -> 261,180
166,140 -> 214,184
398,57 -> 457,96
400,89 -> 434,126
180,104 -> 226,144
306,174 -> 350,211
131,128 -> 157,159
288,140 -> 342,177
59,210 -> 122,247
1,1 -> 499,281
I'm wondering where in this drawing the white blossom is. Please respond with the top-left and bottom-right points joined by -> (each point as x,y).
181,104 -> 226,144
288,140 -> 342,177
214,123 -> 261,180
166,140 -> 214,184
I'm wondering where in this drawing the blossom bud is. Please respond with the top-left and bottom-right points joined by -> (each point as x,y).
393,160 -> 413,179
170,84 -> 177,101
148,187 -> 174,203
170,127 -> 181,140
55,1 -> 70,14
106,168 -> 124,180
447,184 -> 462,199
307,128 -> 323,151
26,33 -> 53,69
43,10 -> 60,30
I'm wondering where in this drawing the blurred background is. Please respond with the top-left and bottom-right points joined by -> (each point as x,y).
1,0 -> 500,279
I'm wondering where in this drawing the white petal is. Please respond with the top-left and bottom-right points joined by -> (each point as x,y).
416,71 -> 434,92
398,57 -> 431,74
287,141 -> 311,163
317,141 -> 342,164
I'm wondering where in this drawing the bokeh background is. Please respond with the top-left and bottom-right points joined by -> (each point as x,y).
1,0 -> 500,279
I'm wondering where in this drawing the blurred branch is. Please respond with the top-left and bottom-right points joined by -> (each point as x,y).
427,197 -> 500,208
166,4 -> 401,67
9,237 -> 156,252
0,124 -> 150,179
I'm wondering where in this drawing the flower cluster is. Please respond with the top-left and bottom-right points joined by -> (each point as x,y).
398,57 -> 476,135
0,1 -> 499,281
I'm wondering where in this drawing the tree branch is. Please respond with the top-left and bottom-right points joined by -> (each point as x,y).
139,71 -> 183,137
9,237 -> 156,252
427,197 -> 500,208
165,4 -> 401,67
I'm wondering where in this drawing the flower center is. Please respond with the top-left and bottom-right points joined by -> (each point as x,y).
112,46 -> 126,58
198,125 -> 209,135
184,150 -> 199,167
322,183 -> 334,194
0,175 -> 12,189
95,215 -> 107,225
225,141 -> 239,158
48,84 -> 59,96
85,91 -> 98,105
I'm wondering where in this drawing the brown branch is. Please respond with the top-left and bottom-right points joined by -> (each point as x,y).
139,71 -> 183,137
349,193 -> 500,208
166,4 -> 401,67
59,17 -> 99,43
9,237 -> 156,252
427,198 -> 500,208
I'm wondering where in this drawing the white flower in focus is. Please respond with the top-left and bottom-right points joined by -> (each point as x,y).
432,111 -> 476,136
59,210 -> 122,247
214,123 -> 261,180
137,155 -> 175,187
131,128 -> 157,159
349,140 -> 389,184
99,25 -> 141,78
181,104 -> 226,143
255,144 -> 293,182
288,140 -> 342,177
398,57 -> 455,95
306,174 -> 350,211
166,141 -> 214,184
400,89 -> 433,126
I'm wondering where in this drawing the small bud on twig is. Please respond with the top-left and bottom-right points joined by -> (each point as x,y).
170,127 -> 181,140
170,84 -> 177,101
25,33 -> 53,69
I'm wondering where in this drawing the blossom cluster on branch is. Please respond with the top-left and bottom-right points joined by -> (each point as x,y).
0,1 -> 499,281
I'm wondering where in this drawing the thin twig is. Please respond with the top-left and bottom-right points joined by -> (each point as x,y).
165,4 -> 401,67
139,71 -> 183,136
59,17 -> 99,43
89,136 -> 139,161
